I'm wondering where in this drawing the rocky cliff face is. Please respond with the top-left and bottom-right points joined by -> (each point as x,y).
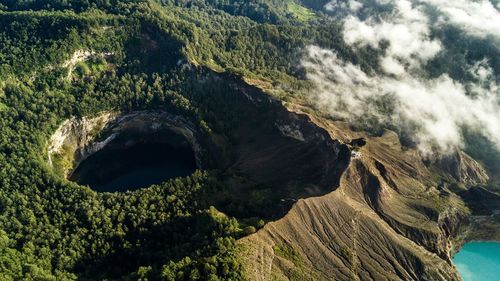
48,111 -> 202,178
190,73 -> 499,281
48,112 -> 118,177
47,71 -> 496,281
236,112 -> 482,281
182,72 -> 352,219
437,151 -> 489,188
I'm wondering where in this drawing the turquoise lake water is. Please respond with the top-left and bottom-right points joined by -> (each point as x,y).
453,241 -> 500,281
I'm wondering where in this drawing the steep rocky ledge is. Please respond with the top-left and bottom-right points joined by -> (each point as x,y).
47,71 -> 351,222
236,109 -> 493,281
45,70 -> 496,280
158,71 -> 352,219
48,111 -> 203,179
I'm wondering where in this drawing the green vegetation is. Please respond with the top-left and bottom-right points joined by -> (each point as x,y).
73,56 -> 108,78
273,244 -> 303,265
287,0 -> 316,22
272,243 -> 318,281
0,0 -> 366,279
51,143 -> 76,177
1,0 -> 496,280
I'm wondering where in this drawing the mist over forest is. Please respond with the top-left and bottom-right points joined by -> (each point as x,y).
0,0 -> 499,280
303,0 -> 500,156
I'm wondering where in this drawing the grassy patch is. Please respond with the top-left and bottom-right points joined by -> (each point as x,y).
273,243 -> 303,266
273,243 -> 317,280
51,144 -> 75,177
74,56 -> 108,78
287,1 -> 316,22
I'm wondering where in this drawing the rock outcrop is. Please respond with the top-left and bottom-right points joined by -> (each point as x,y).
439,151 -> 489,187
48,111 -> 202,178
46,71 -> 496,281
238,117 -> 469,281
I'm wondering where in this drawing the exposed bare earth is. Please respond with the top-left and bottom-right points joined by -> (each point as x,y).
238,112 -> 489,281
48,111 -> 201,178
61,49 -> 112,80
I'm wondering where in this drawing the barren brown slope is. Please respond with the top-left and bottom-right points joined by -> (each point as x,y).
237,115 -> 483,281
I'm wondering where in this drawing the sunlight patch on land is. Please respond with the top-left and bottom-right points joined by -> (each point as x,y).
287,1 -> 316,22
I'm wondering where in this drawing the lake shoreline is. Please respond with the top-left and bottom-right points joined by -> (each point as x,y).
452,241 -> 500,281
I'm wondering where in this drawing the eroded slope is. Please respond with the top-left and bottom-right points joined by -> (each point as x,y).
237,116 -> 489,281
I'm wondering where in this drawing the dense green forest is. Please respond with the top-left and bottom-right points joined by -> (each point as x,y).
0,0 -> 355,279
0,0 -> 499,280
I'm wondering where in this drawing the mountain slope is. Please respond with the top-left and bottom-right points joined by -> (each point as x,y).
238,114 -> 489,281
0,0 -> 498,280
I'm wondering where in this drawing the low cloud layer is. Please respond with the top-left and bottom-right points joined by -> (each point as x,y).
423,0 -> 500,39
326,0 -> 500,40
342,0 -> 441,74
303,0 -> 500,155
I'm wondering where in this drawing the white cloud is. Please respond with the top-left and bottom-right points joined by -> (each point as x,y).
324,1 -> 340,12
420,0 -> 500,39
302,46 -> 500,155
350,0 -> 364,11
471,59 -> 496,85
343,0 -> 441,71
380,56 -> 406,76
310,0 -> 500,155
325,0 -> 364,12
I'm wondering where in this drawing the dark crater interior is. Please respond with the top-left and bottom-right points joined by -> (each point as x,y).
69,135 -> 197,192
58,73 -> 351,219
